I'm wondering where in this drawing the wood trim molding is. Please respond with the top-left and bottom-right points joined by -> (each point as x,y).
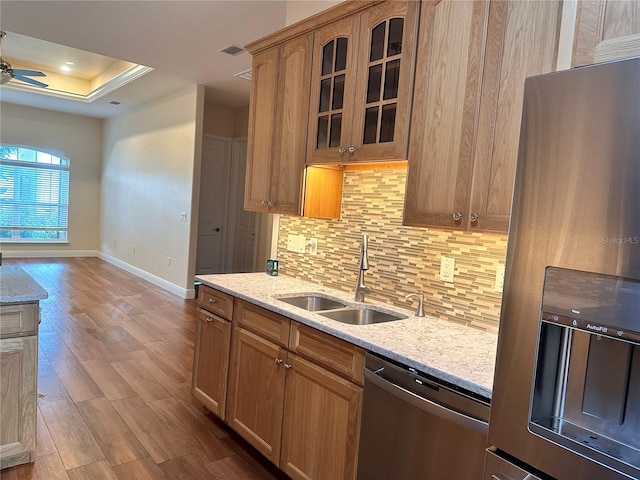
245,0 -> 383,54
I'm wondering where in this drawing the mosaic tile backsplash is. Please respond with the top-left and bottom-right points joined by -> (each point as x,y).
277,168 -> 508,332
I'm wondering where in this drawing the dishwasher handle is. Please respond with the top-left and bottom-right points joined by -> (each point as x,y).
364,368 -> 489,435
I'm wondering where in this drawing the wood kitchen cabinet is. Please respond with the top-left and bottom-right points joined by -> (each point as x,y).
573,0 -> 640,67
404,0 -> 563,232
225,300 -> 364,480
192,286 -> 233,419
307,1 -> 418,164
0,304 -> 39,470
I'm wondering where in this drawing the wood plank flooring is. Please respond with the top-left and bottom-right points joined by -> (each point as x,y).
2,257 -> 288,480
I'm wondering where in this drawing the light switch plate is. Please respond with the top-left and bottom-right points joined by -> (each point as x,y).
440,256 -> 455,283
287,234 -> 306,253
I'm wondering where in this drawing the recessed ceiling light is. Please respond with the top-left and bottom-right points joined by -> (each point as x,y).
65,61 -> 74,66
60,65 -> 72,72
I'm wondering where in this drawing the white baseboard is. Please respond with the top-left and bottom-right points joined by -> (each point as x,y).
1,249 -> 99,258
97,252 -> 196,299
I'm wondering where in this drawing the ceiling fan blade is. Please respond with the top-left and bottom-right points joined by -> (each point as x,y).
13,74 -> 48,88
12,69 -> 46,77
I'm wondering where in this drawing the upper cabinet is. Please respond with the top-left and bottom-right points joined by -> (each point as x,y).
573,0 -> 640,67
404,0 -> 563,232
245,36 -> 312,215
307,1 -> 419,164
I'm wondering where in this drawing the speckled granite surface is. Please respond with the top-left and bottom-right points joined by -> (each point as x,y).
0,265 -> 48,304
195,272 -> 497,399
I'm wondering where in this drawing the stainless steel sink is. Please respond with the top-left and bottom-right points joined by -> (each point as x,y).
277,294 -> 346,312
319,308 -> 407,325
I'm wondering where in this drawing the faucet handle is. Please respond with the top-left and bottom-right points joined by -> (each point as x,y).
404,291 -> 425,317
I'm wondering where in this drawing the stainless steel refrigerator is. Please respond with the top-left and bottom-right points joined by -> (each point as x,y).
486,56 -> 640,479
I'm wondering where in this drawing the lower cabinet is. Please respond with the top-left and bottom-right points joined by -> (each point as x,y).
192,310 -> 231,419
0,336 -> 37,469
223,299 -> 364,480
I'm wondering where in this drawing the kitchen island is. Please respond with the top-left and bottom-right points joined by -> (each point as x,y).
196,272 -> 496,399
0,265 -> 48,469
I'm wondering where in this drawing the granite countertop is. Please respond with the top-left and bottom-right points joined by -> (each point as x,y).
0,265 -> 49,304
196,272 -> 497,399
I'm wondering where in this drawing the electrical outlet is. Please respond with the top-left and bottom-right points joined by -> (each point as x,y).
180,212 -> 187,222
495,265 -> 505,293
287,234 -> 306,253
440,256 -> 455,283
167,256 -> 172,266
308,238 -> 318,256
132,244 -> 136,254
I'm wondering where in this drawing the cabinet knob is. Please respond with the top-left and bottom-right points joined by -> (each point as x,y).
209,298 -> 216,304
470,213 -> 479,222
348,146 -> 356,153
275,358 -> 283,365
452,212 -> 463,221
206,317 -> 213,323
261,200 -> 267,206
284,363 -> 292,370
338,147 -> 346,154
267,201 -> 275,207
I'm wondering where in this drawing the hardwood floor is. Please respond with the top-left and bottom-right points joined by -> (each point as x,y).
2,257 -> 289,480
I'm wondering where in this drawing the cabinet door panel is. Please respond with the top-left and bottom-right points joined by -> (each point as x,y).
192,311 -> 230,419
226,327 -> 286,465
271,35 -> 312,215
573,0 -> 640,67
404,0 -> 489,229
245,48 -> 279,212
469,0 -> 562,232
307,15 -> 360,164
0,337 -> 37,461
351,0 -> 418,162
280,354 -> 362,480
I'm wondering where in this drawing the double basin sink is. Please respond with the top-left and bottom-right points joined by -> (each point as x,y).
275,294 -> 407,325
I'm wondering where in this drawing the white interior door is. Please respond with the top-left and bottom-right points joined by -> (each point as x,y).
226,138 -> 257,273
196,135 -> 232,274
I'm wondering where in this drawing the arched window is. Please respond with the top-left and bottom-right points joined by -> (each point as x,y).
0,145 -> 70,242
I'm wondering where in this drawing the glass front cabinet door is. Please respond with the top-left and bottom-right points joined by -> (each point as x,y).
307,1 -> 418,165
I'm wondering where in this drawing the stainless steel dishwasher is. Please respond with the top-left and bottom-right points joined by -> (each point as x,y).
357,353 -> 490,480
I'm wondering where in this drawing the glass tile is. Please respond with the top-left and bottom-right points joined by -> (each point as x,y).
363,107 -> 379,144
335,38 -> 348,72
383,59 -> 401,100
370,22 -> 386,62
332,75 -> 345,110
322,40 -> 334,76
317,116 -> 329,149
319,78 -> 331,113
329,114 -> 342,148
367,64 -> 382,104
380,104 -> 397,143
387,18 -> 404,57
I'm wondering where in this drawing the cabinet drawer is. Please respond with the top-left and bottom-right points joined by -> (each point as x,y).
289,322 -> 365,386
234,301 -> 290,348
0,303 -> 39,338
198,285 -> 234,320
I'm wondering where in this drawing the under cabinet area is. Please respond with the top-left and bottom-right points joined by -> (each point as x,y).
193,291 -> 365,480
403,0 -> 563,233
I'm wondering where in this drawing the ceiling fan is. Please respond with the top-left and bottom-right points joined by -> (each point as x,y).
0,31 -> 48,88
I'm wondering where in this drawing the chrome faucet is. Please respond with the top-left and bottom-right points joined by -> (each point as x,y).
355,234 -> 373,302
405,291 -> 425,317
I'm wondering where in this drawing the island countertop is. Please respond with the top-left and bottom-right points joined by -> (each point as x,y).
0,265 -> 48,304
195,272 -> 497,399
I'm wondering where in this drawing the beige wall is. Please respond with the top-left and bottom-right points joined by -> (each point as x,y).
285,0 -> 345,25
101,85 -> 205,297
278,168 -> 507,332
203,102 -> 249,138
0,103 -> 102,256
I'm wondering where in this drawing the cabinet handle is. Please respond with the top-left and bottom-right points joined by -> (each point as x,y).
206,317 -> 213,323
261,200 -> 267,206
284,363 -> 292,370
452,212 -> 463,221
348,146 -> 356,153
208,298 -> 216,303
338,147 -> 346,154
470,213 -> 479,222
267,201 -> 274,207
275,358 -> 283,365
